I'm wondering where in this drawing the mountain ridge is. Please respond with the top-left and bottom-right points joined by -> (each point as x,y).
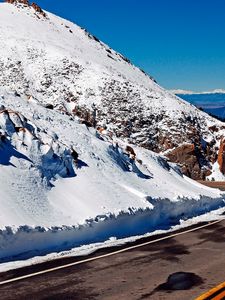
0,0 -> 224,181
170,89 -> 225,95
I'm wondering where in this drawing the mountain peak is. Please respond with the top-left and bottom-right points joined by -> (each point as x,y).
6,0 -> 29,4
4,0 -> 46,17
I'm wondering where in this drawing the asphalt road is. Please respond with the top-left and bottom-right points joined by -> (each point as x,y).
198,181 -> 225,191
0,218 -> 225,300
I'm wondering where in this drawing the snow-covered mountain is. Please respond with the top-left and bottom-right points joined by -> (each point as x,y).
1,1 -> 225,180
1,1 -> 225,181
0,1 -> 224,262
170,89 -> 196,95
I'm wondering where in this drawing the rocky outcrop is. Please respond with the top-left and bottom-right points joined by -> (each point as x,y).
165,143 -> 213,180
5,0 -> 46,17
97,88 -> 222,179
31,2 -> 46,17
5,0 -> 29,4
166,144 -> 200,179
218,138 -> 225,174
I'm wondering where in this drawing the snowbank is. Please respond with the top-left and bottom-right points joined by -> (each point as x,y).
0,195 -> 224,262
1,206 -> 225,273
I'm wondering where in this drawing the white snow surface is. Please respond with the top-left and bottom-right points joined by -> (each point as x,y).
0,3 -> 224,262
1,206 -> 225,273
0,2 -> 223,119
0,90 -> 224,261
0,2 -> 224,154
207,162 -> 225,181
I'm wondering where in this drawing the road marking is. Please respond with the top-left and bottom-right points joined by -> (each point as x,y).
0,219 -> 223,286
195,281 -> 225,300
214,291 -> 225,300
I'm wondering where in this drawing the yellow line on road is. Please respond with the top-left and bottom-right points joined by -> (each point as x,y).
214,290 -> 225,300
0,219 -> 223,286
195,281 -> 225,300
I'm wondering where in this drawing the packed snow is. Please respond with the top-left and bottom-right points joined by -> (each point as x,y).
207,162 -> 225,181
0,2 -> 224,263
0,206 -> 225,273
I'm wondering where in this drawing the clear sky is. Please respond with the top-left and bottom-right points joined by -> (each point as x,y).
2,0 -> 225,91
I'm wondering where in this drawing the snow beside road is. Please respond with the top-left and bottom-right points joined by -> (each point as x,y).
0,90 -> 224,262
0,207 -> 224,273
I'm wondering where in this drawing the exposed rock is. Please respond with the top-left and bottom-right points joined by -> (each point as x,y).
20,0 -> 29,4
5,0 -> 46,17
5,0 -> 29,4
45,104 -> 54,110
209,125 -> 219,132
218,138 -> 225,174
166,144 -> 202,180
5,0 -> 16,3
125,145 -> 136,160
73,106 -> 96,128
31,2 -> 46,17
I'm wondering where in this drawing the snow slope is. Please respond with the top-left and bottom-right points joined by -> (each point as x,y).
0,2 -> 224,181
0,2 -> 224,261
0,90 -> 224,261
0,2 -> 218,116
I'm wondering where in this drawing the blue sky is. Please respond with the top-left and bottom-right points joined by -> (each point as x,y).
2,0 -> 225,91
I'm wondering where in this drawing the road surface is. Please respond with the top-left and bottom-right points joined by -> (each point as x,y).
198,181 -> 225,191
0,218 -> 225,299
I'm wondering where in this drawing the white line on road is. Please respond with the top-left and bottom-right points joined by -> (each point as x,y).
0,219 -> 223,286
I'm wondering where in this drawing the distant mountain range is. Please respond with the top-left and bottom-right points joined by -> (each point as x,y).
170,89 -> 225,95
175,92 -> 225,121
